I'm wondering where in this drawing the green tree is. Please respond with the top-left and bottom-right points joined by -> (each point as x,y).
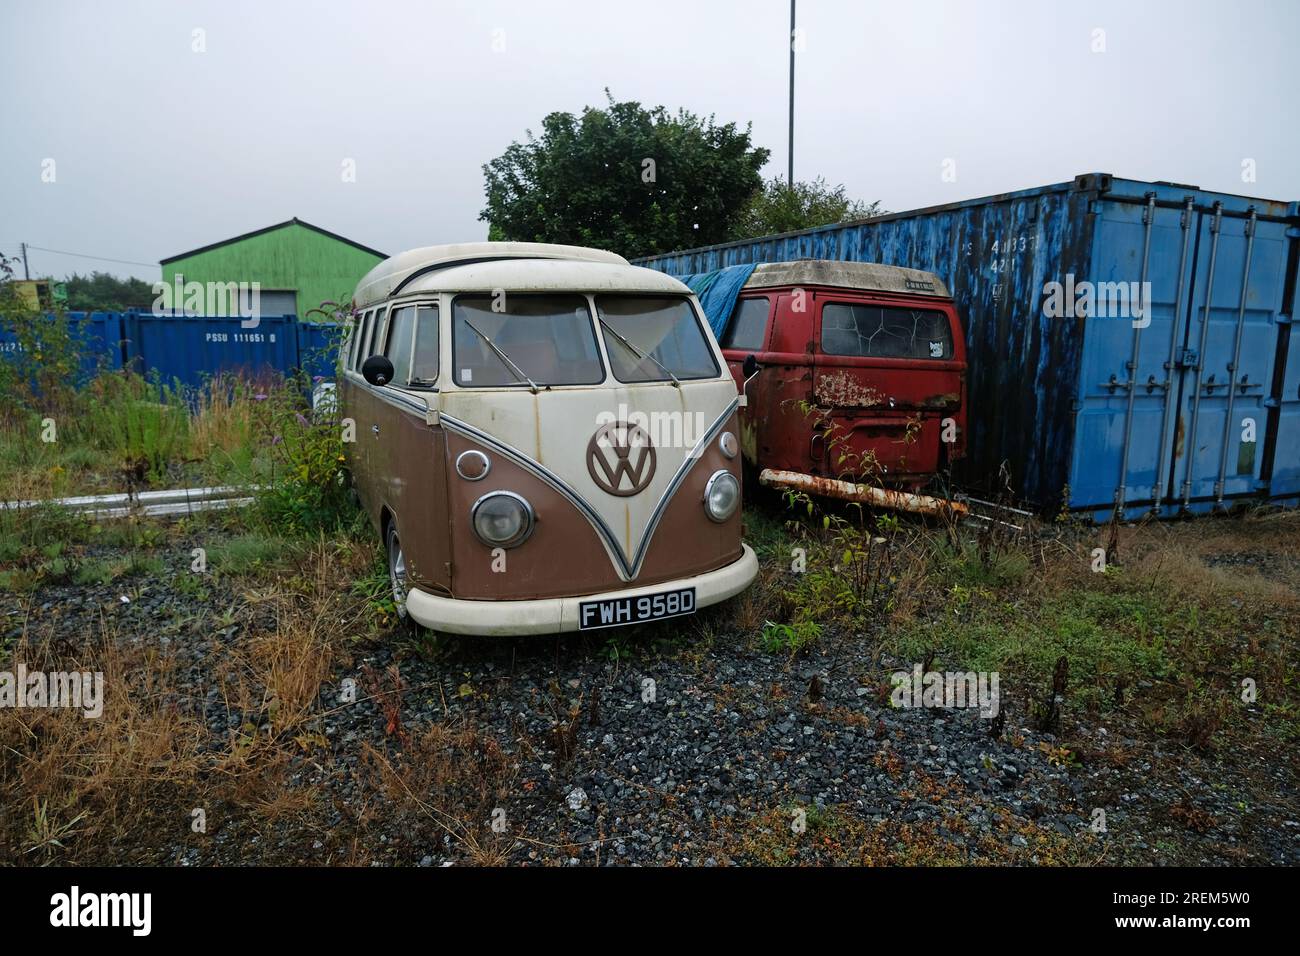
63,271 -> 155,312
729,176 -> 883,241
481,92 -> 770,260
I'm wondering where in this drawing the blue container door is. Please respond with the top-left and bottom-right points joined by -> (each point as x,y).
1072,195 -> 1294,518
1070,197 -> 1294,518
1169,206 -> 1290,513
1070,194 -> 1199,517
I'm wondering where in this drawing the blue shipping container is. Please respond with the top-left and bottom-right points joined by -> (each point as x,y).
634,173 -> 1300,519
3,308 -> 344,394
0,311 -> 127,384
295,320 -> 345,383
123,311 -> 304,391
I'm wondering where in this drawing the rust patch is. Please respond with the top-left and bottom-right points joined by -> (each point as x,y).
814,370 -> 883,408
738,416 -> 759,464
1173,414 -> 1185,459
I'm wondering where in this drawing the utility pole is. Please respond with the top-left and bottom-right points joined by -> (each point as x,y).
20,241 -> 30,280
788,0 -> 796,190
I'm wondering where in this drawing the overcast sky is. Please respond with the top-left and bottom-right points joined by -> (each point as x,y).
2,0 -> 1297,283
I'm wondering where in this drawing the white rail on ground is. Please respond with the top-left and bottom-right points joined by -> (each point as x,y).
2,485 -> 256,519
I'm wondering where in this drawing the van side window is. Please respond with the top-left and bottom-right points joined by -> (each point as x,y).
360,311 -> 375,368
722,297 -> 770,351
352,311 -> 366,368
412,305 -> 439,383
369,307 -> 387,360
349,312 -> 367,370
349,311 -> 367,370
385,306 -> 417,383
820,303 -> 953,360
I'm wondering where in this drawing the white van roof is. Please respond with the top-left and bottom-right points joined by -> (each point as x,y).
743,260 -> 950,298
398,259 -> 691,298
353,242 -> 634,309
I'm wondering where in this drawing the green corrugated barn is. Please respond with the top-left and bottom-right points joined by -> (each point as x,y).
159,218 -> 386,317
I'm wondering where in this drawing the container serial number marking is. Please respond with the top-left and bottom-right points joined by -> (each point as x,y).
204,332 -> 277,343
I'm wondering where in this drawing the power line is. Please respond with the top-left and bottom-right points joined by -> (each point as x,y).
16,244 -> 158,269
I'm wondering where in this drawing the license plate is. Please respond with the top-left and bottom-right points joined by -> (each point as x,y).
578,587 -> 696,631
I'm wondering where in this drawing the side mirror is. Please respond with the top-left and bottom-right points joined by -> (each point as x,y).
362,355 -> 395,387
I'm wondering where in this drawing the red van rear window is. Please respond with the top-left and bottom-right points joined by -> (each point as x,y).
820,304 -> 953,360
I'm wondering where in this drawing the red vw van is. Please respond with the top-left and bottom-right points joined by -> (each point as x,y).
717,261 -> 967,505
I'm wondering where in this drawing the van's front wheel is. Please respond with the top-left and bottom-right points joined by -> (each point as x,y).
385,522 -> 409,620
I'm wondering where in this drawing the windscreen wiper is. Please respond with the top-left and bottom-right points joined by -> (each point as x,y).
463,320 -> 539,392
598,317 -> 680,387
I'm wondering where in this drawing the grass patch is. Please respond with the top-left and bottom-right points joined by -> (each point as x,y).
207,534 -> 300,576
72,558 -> 117,586
879,517 -> 1300,746
726,801 -> 1092,866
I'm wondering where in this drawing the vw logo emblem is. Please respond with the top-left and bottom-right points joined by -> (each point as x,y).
587,421 -> 657,496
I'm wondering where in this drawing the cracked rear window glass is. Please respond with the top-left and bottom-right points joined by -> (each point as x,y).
820,304 -> 953,360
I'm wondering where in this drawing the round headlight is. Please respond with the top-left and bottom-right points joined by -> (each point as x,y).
471,491 -> 535,548
703,470 -> 740,522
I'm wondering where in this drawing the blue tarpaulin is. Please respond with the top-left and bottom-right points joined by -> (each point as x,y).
681,263 -> 756,340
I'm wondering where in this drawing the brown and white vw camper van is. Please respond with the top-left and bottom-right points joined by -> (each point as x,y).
340,243 -> 758,636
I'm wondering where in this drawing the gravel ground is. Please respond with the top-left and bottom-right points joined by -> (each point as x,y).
3,528 -> 1297,867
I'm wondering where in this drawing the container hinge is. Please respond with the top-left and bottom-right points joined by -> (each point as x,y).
1244,208 -> 1257,237
1264,397 -> 1280,409
1286,226 -> 1300,239
1175,347 -> 1200,370
1277,313 -> 1293,326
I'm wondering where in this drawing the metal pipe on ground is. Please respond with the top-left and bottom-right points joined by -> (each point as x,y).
759,468 -> 969,518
